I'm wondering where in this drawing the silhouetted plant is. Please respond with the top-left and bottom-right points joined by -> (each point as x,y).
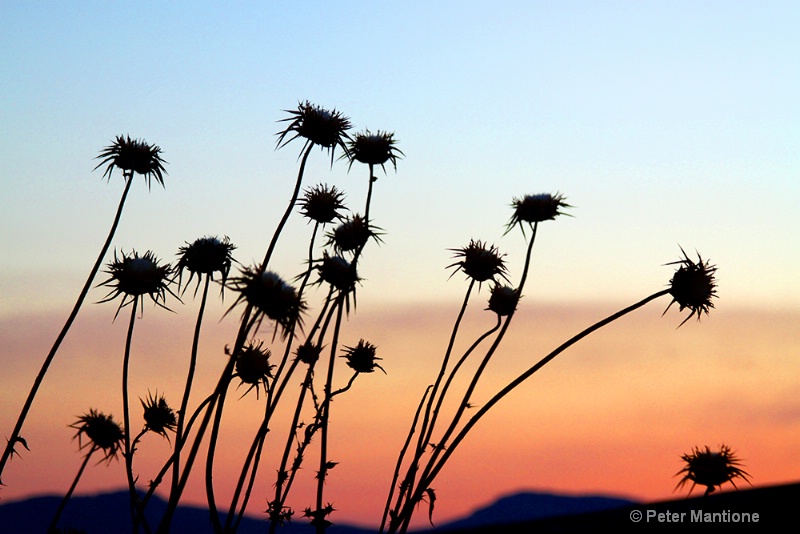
0,135 -> 166,484
2,102 -> 724,534
49,410 -> 124,533
675,445 -> 750,496
381,192 -> 718,533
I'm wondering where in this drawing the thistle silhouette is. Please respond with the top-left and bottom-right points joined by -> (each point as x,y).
0,136 -> 166,486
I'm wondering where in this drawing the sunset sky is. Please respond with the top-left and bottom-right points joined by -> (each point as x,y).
2,1 -> 799,530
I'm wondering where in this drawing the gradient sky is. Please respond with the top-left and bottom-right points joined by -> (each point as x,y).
2,0 -> 799,529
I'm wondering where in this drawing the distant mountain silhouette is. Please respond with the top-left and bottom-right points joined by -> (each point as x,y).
0,490 -> 372,534
426,491 -> 636,531
432,482 -> 800,533
3,483 -> 795,533
0,488 -> 636,533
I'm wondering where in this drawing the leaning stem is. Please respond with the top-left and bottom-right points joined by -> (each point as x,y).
49,445 -> 97,533
0,175 -> 133,481
315,296 -> 346,533
171,275 -> 211,500
408,288 -> 672,530
394,224 -> 540,534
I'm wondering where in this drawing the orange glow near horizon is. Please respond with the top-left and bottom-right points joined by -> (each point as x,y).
2,300 -> 799,529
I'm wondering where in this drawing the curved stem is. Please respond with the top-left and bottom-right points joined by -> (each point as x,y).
393,223 -> 540,534
49,445 -> 97,532
379,386 -> 432,534
122,299 -> 141,533
0,176 -> 134,481
400,289 -> 671,532
171,275 -> 211,500
314,296 -> 346,533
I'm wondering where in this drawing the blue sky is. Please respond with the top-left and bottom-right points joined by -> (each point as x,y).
2,1 -> 798,313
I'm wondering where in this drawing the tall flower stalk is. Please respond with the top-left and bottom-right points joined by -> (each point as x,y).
0,136 -> 165,484
49,410 -> 124,533
97,249 -> 177,532
383,231 -> 718,532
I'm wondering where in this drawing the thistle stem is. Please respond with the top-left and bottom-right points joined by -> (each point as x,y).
0,175 -> 133,482
397,288 -> 671,533
314,296 -> 346,533
122,299 -> 142,534
171,274 -> 211,500
49,445 -> 97,533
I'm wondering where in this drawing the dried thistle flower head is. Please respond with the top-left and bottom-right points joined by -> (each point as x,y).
227,267 -> 306,338
317,252 -> 359,293
342,339 -> 384,374
94,135 -> 167,188
234,340 -> 274,398
299,184 -> 348,224
70,409 -> 124,463
140,391 -> 177,440
276,101 -> 352,162
448,240 -> 508,285
326,214 -> 383,255
295,341 -> 322,365
176,236 -> 237,296
346,129 -> 403,173
487,284 -> 520,316
675,445 -> 750,496
505,193 -> 571,235
97,250 -> 178,319
664,247 -> 717,327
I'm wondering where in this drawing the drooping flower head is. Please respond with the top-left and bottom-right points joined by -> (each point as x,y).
447,240 -> 509,286
487,284 -> 520,316
346,129 -> 403,173
227,267 -> 306,338
176,236 -> 237,297
97,250 -> 179,319
70,409 -> 124,463
94,135 -> 167,188
505,193 -> 571,235
664,247 -> 717,327
326,214 -> 383,255
233,340 -> 274,398
276,101 -> 352,162
299,184 -> 348,225
140,391 -> 177,441
342,339 -> 384,374
675,445 -> 750,496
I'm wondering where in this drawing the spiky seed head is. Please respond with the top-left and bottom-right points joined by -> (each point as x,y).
176,236 -> 237,296
318,252 -> 359,293
346,129 -> 403,172
235,340 -> 273,398
227,267 -> 305,338
448,240 -> 508,284
675,444 -> 750,496
70,409 -> 124,463
342,339 -> 384,374
506,193 -> 571,235
94,135 -> 167,188
97,250 -> 178,318
140,391 -> 177,439
326,214 -> 382,254
300,184 -> 348,224
295,342 -> 322,365
276,101 -> 352,161
487,284 -> 520,316
664,248 -> 718,327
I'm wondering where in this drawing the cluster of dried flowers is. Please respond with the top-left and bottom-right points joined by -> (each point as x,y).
1,101 -> 728,534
